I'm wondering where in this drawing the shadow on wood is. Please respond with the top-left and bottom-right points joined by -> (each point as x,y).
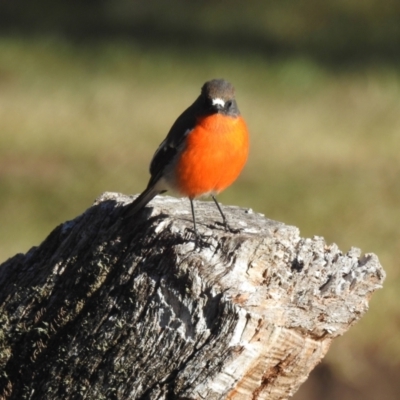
0,192 -> 385,400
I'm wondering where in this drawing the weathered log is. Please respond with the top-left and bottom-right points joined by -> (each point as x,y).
0,192 -> 385,400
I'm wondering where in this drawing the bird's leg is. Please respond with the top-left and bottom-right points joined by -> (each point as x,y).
211,195 -> 230,232
190,199 -> 212,249
190,198 -> 198,244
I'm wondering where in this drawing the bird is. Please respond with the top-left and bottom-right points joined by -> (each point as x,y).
123,78 -> 249,241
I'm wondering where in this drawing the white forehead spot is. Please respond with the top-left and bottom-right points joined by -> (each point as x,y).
212,98 -> 225,107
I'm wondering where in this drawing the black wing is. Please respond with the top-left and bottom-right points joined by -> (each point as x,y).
147,97 -> 201,187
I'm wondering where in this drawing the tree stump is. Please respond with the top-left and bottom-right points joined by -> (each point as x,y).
0,192 -> 385,400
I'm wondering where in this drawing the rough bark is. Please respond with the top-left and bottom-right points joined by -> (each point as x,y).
0,192 -> 385,400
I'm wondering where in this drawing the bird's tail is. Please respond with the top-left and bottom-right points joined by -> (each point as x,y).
122,186 -> 162,219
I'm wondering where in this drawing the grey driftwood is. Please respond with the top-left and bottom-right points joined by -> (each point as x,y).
0,192 -> 385,400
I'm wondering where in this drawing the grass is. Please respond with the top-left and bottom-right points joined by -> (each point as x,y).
0,37 -> 399,397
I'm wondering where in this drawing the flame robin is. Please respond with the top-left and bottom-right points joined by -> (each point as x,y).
123,78 -> 249,240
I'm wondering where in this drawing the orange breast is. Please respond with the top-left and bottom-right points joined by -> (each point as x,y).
175,114 -> 249,198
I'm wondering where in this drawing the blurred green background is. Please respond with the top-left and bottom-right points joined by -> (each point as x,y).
0,1 -> 399,398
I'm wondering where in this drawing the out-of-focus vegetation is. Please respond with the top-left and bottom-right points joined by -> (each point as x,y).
0,1 -> 399,399
2,0 -> 400,64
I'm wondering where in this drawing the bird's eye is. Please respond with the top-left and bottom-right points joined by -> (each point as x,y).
226,100 -> 232,109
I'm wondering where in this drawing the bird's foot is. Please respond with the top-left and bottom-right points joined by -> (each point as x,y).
213,220 -> 241,234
